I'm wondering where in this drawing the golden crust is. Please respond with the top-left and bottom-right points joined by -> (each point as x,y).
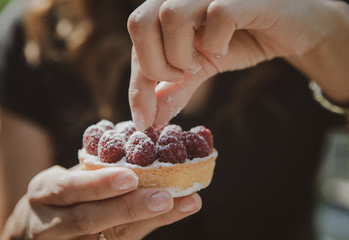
79,150 -> 217,197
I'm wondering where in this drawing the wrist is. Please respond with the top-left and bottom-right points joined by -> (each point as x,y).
287,1 -> 349,104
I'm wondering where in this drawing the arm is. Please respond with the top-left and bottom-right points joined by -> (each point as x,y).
288,1 -> 349,103
0,108 -> 53,234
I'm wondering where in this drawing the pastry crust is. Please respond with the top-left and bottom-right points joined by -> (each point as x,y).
79,149 -> 217,197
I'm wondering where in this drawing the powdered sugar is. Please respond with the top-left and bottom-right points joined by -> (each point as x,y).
80,148 -> 218,169
126,131 -> 157,167
159,124 -> 182,139
96,119 -> 114,131
98,130 -> 125,163
169,107 -> 182,119
167,96 -> 173,103
125,131 -> 153,149
115,120 -> 135,131
114,121 -> 136,141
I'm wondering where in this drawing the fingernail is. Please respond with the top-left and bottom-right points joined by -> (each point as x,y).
178,194 -> 201,213
132,109 -> 146,132
213,54 -> 222,59
113,172 -> 138,191
147,191 -> 173,212
185,65 -> 202,75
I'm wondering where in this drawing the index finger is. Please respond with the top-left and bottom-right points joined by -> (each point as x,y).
28,166 -> 139,206
129,47 -> 158,131
128,0 -> 184,82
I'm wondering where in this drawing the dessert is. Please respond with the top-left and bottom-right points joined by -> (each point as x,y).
79,120 -> 217,197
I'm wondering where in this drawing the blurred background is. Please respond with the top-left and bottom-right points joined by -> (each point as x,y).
1,0 -> 349,239
0,0 -> 10,11
316,128 -> 349,240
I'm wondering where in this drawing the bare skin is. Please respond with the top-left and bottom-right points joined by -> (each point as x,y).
127,0 -> 349,131
0,110 -> 201,239
2,0 -> 349,238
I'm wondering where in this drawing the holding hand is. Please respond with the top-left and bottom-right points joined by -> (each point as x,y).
2,166 -> 201,239
128,0 -> 343,130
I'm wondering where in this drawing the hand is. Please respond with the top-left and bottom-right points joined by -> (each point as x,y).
127,0 -> 336,130
2,165 -> 201,239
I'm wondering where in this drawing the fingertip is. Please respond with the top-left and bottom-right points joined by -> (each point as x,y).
147,190 -> 174,212
112,171 -> 139,191
131,108 -> 147,132
176,193 -> 202,213
94,167 -> 138,182
153,82 -> 184,129
129,62 -> 157,132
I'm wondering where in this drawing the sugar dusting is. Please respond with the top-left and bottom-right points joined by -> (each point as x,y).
169,107 -> 181,119
125,131 -> 153,150
115,120 -> 135,132
80,148 -> 217,169
167,96 -> 173,103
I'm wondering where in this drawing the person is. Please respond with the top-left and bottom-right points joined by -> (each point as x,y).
0,0 -> 348,240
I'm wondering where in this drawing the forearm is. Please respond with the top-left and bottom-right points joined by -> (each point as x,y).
288,1 -> 349,104
0,109 -> 54,235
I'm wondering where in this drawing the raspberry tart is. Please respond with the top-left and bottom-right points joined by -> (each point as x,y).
79,120 -> 218,197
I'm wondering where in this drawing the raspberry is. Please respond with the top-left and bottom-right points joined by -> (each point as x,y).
96,119 -> 114,131
144,127 -> 158,143
126,132 -> 157,167
157,139 -> 187,164
159,124 -> 182,139
83,125 -> 105,156
181,131 -> 210,159
98,130 -> 126,163
115,121 -> 136,141
157,134 -> 179,147
190,125 -> 213,150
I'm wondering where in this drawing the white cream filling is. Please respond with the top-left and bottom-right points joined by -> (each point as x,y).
79,148 -> 218,169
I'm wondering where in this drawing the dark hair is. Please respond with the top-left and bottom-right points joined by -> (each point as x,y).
23,0 -> 137,119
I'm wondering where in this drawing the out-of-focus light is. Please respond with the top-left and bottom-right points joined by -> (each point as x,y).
56,19 -> 73,39
30,0 -> 51,11
24,41 -> 40,65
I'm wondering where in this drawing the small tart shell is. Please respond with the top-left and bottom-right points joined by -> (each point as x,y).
79,149 -> 217,197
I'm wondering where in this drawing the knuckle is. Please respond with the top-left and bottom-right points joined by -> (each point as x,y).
50,165 -> 66,171
54,175 -> 73,204
110,224 -> 133,240
207,2 -> 232,22
127,9 -> 151,36
27,166 -> 61,193
70,205 -> 94,234
27,174 -> 42,195
121,198 -> 139,222
159,3 -> 186,27
27,165 -> 67,203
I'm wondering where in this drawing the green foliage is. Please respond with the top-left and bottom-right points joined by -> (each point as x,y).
0,0 -> 11,12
